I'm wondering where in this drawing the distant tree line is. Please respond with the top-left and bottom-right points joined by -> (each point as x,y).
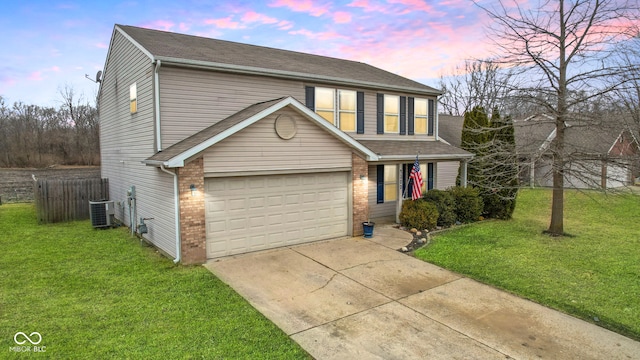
0,87 -> 99,168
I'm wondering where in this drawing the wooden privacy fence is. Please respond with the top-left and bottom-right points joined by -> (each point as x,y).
34,178 -> 109,224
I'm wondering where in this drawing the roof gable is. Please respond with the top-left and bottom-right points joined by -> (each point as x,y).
115,25 -> 441,96
144,97 -> 378,167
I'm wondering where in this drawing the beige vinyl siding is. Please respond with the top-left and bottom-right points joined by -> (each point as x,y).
159,68 -> 305,148
203,108 -> 352,174
99,29 -> 177,257
367,165 -> 396,219
436,161 -> 459,190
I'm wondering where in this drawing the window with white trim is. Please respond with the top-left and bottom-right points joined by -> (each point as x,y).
338,90 -> 356,132
384,164 -> 397,201
130,83 -> 137,114
414,98 -> 428,134
315,87 -> 335,125
384,95 -> 399,133
314,87 -> 357,132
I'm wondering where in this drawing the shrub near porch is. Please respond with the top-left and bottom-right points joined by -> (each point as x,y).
415,189 -> 640,340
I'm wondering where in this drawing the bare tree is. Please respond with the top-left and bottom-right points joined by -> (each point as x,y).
475,0 -> 640,235
439,59 -> 514,117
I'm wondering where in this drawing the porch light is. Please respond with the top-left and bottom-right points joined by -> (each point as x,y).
190,184 -> 197,196
360,175 -> 367,181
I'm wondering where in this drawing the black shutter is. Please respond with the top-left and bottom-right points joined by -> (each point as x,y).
377,165 -> 384,203
399,96 -> 406,135
376,93 -> 384,134
305,86 -> 315,111
428,99 -> 434,136
357,91 -> 364,134
427,162 -> 434,190
408,97 -> 415,135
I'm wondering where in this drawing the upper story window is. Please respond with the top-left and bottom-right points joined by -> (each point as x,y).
314,87 -> 357,132
384,95 -> 399,133
414,98 -> 428,134
130,83 -> 137,114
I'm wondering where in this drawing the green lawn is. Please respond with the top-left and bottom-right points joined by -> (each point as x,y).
0,204 -> 309,359
415,188 -> 640,340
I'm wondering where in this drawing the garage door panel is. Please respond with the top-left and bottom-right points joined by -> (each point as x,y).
205,172 -> 349,258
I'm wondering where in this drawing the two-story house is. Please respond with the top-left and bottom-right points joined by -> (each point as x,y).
99,25 -> 473,264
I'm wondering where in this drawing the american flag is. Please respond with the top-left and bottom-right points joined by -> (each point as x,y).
409,156 -> 423,200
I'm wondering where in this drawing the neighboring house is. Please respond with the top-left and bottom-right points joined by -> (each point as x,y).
99,25 -> 472,264
515,114 -> 639,189
436,114 -> 465,189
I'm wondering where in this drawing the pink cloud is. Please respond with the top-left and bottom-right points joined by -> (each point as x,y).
242,11 -> 279,24
277,20 -> 294,30
204,16 -> 245,30
28,71 -> 43,81
51,66 -> 61,72
142,20 -> 175,31
269,0 -> 330,17
388,0 -> 436,14
288,28 -> 347,41
95,42 -> 108,49
333,11 -> 352,23
179,22 -> 190,32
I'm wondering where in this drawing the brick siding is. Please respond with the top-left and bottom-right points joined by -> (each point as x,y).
177,157 -> 206,264
352,153 -> 369,236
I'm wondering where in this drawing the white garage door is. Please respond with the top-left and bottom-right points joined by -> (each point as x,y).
607,164 -> 629,189
205,172 -> 349,258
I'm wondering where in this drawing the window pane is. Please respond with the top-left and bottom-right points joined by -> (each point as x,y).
317,110 -> 335,124
384,95 -> 398,113
415,99 -> 427,116
130,83 -> 137,114
339,112 -> 355,131
384,165 -> 396,182
421,162 -> 427,194
385,184 -> 397,201
385,115 -> 398,132
415,117 -> 427,134
315,88 -> 334,109
339,90 -> 356,111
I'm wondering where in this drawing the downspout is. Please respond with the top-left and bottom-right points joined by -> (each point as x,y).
160,165 -> 181,263
435,95 -> 439,141
154,60 -> 162,152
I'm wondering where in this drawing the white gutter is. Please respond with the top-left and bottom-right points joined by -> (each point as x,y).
160,165 -> 181,264
154,60 -> 162,152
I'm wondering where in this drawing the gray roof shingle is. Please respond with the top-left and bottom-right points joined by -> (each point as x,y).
438,114 -> 464,147
117,25 -> 441,95
358,140 -> 473,161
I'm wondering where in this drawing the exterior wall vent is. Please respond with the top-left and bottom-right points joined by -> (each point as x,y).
89,200 -> 115,228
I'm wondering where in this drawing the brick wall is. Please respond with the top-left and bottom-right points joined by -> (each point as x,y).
177,157 -> 206,264
352,153 -> 369,236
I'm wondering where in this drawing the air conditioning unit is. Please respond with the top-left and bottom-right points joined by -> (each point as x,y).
89,200 -> 115,228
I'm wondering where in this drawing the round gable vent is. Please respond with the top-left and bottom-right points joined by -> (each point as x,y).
274,115 -> 297,140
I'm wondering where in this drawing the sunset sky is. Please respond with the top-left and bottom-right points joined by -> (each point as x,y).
0,0 -> 495,107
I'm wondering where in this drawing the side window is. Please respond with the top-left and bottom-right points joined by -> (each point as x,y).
130,83 -> 137,114
384,95 -> 399,133
414,99 -> 428,134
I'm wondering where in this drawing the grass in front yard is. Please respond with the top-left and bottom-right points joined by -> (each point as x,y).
0,204 -> 309,358
415,189 -> 640,340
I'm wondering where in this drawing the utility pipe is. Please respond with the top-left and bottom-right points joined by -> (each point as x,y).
161,165 -> 181,263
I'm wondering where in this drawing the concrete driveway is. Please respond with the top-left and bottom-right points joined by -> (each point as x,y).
205,227 -> 640,359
